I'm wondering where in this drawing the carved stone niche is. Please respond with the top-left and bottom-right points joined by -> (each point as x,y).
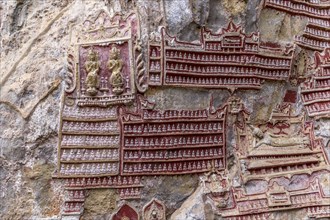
143,198 -> 166,220
65,10 -> 148,107
111,203 -> 139,220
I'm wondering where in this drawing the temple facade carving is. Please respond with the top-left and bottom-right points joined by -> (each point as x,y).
148,22 -> 295,91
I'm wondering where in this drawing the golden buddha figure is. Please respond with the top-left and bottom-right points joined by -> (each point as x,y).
85,49 -> 100,96
108,45 -> 124,95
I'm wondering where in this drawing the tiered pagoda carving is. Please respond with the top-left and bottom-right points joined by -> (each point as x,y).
56,10 -> 146,216
235,102 -> 328,182
215,100 -> 330,219
148,22 -> 294,90
302,48 -> 330,118
264,0 -> 330,51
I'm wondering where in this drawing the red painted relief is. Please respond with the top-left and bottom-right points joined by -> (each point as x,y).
143,199 -> 166,220
222,177 -> 329,218
212,100 -> 330,219
58,105 -> 120,177
56,8 -> 330,219
111,203 -> 140,220
302,48 -> 330,117
218,171 -> 330,219
56,10 -> 149,215
148,22 -> 294,90
63,190 -> 86,215
58,10 -> 229,216
64,10 -> 145,106
264,0 -> 330,51
235,103 -> 328,182
264,0 -> 330,19
120,96 -> 227,175
307,206 -> 330,219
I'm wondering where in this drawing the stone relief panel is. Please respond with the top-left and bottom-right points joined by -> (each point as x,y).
4,0 -> 330,219
264,0 -> 330,51
143,198 -> 166,220
120,96 -> 227,176
213,100 -> 330,219
148,21 -> 295,90
302,48 -> 330,118
56,10 -> 148,216
54,6 -> 330,219
216,170 -> 330,219
111,203 -> 140,220
65,10 -> 148,106
234,102 -> 328,183
200,169 -> 235,210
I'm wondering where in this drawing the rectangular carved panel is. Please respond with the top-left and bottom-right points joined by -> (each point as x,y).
121,105 -> 227,175
59,105 -> 120,177
302,48 -> 330,117
148,22 -> 294,90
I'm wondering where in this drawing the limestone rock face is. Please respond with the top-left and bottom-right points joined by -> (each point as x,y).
1,0 -> 330,220
170,186 -> 205,220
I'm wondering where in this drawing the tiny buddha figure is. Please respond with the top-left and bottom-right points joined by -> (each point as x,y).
150,209 -> 158,219
209,173 -> 223,193
108,45 -> 124,95
146,203 -> 164,220
85,49 -> 100,96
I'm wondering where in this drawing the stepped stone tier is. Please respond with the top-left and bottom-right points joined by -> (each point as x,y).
1,1 -> 330,219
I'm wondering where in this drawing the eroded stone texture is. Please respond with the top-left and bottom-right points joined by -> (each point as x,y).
1,0 -> 330,219
83,189 -> 117,219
